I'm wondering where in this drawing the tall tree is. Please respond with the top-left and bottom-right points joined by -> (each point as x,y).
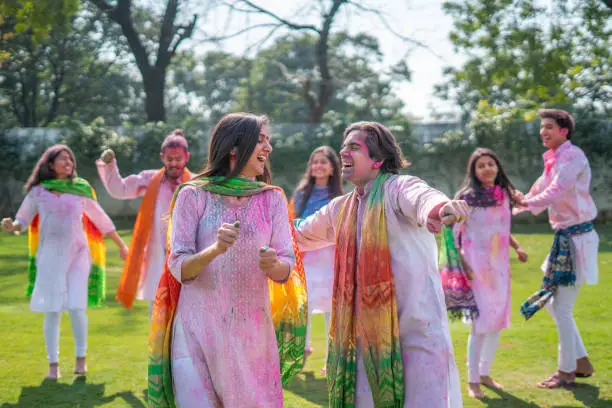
0,6 -> 141,127
436,0 -> 611,119
90,0 -> 198,122
220,0 -> 419,123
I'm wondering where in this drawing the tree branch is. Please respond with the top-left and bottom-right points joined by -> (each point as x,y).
91,0 -> 152,76
235,0 -> 320,32
170,14 -> 198,57
204,23 -> 280,43
346,0 -> 444,60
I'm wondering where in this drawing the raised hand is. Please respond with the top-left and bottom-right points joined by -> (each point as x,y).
100,149 -> 115,164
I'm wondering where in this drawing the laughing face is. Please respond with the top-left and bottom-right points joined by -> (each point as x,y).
51,150 -> 74,179
540,118 -> 568,151
339,130 -> 379,188
241,124 -> 273,179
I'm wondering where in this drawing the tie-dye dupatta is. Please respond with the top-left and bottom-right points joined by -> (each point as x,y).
328,172 -> 404,408
148,176 -> 308,408
27,178 -> 106,307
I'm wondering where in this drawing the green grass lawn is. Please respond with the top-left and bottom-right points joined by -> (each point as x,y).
0,224 -> 610,407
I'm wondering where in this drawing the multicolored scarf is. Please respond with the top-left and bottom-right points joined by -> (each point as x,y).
328,173 -> 404,407
520,221 -> 594,320
116,168 -> 192,309
27,178 -> 107,307
148,176 -> 308,408
461,185 -> 504,208
438,225 -> 479,320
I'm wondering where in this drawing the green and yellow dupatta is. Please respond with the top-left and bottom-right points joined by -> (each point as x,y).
27,177 -> 107,307
148,176 -> 308,408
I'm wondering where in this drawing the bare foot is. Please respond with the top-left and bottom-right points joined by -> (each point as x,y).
480,375 -> 504,389
468,383 -> 485,398
46,363 -> 60,380
576,357 -> 594,377
74,357 -> 87,375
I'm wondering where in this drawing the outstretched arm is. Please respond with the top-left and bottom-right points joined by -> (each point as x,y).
96,150 -> 154,199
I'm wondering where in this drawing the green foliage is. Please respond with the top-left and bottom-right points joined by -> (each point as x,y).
438,0 -> 612,119
0,0 -> 80,46
0,5 -> 143,127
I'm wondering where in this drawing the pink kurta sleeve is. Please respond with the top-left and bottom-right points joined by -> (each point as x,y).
83,197 -> 116,235
294,199 -> 337,252
14,188 -> 39,228
526,152 -> 586,213
168,186 -> 205,283
96,159 -> 155,199
267,190 -> 296,271
395,176 -> 449,229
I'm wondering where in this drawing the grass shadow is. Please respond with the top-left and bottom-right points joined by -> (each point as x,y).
284,370 -> 328,406
0,377 -> 145,408
482,387 -> 540,408
550,383 -> 611,408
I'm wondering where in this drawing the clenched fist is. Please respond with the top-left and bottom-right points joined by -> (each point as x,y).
100,149 -> 115,164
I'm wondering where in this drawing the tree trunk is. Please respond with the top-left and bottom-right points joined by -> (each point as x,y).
143,68 -> 166,122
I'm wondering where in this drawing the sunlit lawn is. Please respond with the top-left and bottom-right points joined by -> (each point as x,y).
0,223 -> 610,407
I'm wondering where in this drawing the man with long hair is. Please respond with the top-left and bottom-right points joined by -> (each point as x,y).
295,122 -> 468,407
96,130 -> 192,317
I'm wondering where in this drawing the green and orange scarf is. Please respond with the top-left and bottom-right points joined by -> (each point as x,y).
328,172 -> 404,407
27,177 -> 107,307
148,176 -> 308,408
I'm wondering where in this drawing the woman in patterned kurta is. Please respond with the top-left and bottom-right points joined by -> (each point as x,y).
290,146 -> 343,375
166,114 -> 295,407
1,145 -> 128,380
452,148 -> 528,399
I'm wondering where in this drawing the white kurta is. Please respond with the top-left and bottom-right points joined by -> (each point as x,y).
97,159 -> 176,301
15,186 -> 116,312
295,174 -> 462,408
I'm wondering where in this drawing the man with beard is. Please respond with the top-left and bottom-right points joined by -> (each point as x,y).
97,130 -> 192,318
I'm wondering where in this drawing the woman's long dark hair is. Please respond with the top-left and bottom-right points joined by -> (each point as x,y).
197,113 -> 272,183
24,144 -> 77,192
455,148 -> 516,206
292,146 -> 343,218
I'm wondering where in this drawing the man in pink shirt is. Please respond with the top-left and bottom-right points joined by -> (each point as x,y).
97,130 -> 192,318
515,109 -> 598,388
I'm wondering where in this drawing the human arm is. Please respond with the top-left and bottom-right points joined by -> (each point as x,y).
2,189 -> 39,233
510,234 -> 528,262
395,176 -> 469,233
293,199 -> 337,252
83,197 -> 129,260
96,150 -> 154,199
520,152 -> 586,211
262,190 -> 299,283
167,187 -> 240,282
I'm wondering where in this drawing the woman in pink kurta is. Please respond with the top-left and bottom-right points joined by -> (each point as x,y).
451,148 -> 527,399
1,145 -> 128,380
165,113 -> 295,408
